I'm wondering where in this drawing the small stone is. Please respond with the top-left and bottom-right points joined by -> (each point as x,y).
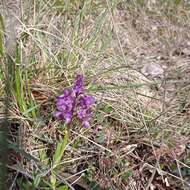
141,63 -> 164,77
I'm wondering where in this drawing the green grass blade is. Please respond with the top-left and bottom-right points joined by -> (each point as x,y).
84,9 -> 107,51
7,141 -> 39,162
73,0 -> 92,43
0,14 -> 5,57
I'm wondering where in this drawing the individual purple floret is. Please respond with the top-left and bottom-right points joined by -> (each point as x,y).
73,74 -> 84,95
54,74 -> 95,127
78,95 -> 95,108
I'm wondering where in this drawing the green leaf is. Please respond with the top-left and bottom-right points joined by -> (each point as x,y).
122,170 -> 132,180
174,0 -> 181,6
53,131 -> 69,167
50,172 -> 56,187
33,175 -> 41,188
17,180 -> 33,190
103,105 -> 113,114
57,185 -> 69,190
96,132 -> 105,144
95,112 -> 104,123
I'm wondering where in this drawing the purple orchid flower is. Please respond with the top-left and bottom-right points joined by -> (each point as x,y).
54,74 -> 95,127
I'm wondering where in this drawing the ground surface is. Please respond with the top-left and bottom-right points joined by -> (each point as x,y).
0,0 -> 190,189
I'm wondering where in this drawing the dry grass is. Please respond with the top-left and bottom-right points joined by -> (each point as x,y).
0,0 -> 190,189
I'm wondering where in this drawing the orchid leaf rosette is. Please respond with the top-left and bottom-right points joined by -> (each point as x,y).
54,74 -> 95,127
